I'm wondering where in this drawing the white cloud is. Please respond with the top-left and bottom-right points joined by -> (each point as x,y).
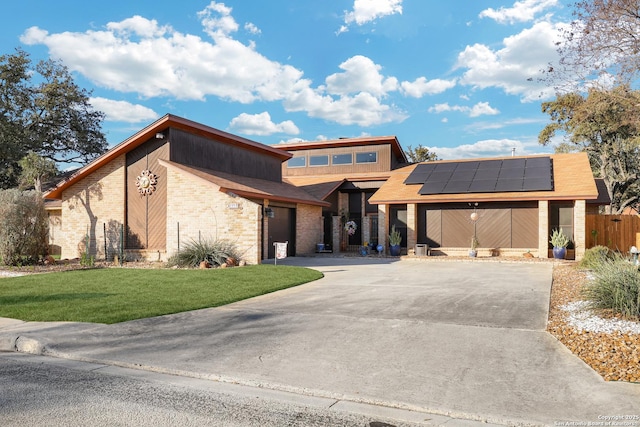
20,4 -> 416,127
344,0 -> 403,26
229,112 -> 299,136
89,97 -> 159,123
244,22 -> 261,35
325,55 -> 398,96
197,1 -> 239,38
479,0 -> 558,24
429,139 -> 526,159
428,101 -> 499,117
400,77 -> 456,98
454,20 -> 561,102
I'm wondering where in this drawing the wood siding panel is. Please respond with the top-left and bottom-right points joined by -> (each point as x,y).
282,144 -> 392,176
169,128 -> 282,182
442,209 -> 474,247
425,209 -> 442,247
420,202 -> 538,249
477,208 -> 511,248
586,214 -> 640,251
512,207 -> 538,248
126,138 -> 168,250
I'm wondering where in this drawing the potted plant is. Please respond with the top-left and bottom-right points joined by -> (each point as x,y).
389,225 -> 402,256
550,228 -> 569,259
469,235 -> 479,257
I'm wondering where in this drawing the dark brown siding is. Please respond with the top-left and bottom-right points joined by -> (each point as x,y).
418,202 -> 538,248
126,138 -> 168,250
169,128 -> 282,182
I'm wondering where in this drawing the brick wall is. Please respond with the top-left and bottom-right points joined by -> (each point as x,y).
165,168 -> 262,264
295,203 -> 323,254
59,155 -> 126,260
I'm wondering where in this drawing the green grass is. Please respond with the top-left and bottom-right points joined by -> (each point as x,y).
0,265 -> 323,324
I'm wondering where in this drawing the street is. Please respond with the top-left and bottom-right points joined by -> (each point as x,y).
0,352 -> 429,427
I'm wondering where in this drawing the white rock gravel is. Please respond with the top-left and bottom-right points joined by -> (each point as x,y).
561,300 -> 640,335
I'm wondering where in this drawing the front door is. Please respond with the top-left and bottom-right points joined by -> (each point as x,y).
267,207 -> 295,259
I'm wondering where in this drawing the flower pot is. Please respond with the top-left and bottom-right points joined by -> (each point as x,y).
552,247 -> 566,260
389,244 -> 401,256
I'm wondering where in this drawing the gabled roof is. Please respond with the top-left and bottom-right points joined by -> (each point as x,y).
369,152 -> 598,204
44,114 -> 291,200
275,135 -> 408,163
283,172 -> 393,200
160,160 -> 330,207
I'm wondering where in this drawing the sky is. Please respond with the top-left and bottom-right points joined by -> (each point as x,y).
2,0 -> 575,161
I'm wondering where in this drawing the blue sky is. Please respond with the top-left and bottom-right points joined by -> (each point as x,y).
3,0 -> 573,160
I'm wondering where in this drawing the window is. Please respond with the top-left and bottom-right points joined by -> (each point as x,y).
332,153 -> 352,165
287,156 -> 306,168
356,152 -> 377,164
309,155 -> 329,166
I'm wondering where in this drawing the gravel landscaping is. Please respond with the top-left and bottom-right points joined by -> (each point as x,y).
548,263 -> 640,383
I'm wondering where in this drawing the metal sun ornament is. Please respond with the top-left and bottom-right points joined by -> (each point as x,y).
136,169 -> 158,196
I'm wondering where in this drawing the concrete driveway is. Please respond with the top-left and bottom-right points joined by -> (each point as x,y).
1,257 -> 639,425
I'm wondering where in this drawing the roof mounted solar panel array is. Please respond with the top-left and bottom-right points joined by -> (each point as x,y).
404,157 -> 553,195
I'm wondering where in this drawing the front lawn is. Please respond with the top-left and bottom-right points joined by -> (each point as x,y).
0,265 -> 322,324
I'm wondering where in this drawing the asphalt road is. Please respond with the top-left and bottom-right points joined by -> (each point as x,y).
0,352 -> 428,427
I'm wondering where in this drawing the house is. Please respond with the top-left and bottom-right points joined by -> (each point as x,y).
368,152 -> 600,260
45,115 -> 600,262
44,115 -> 328,264
277,136 -> 409,252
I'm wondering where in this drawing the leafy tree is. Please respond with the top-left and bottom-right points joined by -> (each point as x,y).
18,151 -> 58,192
0,49 -> 107,188
549,0 -> 640,89
404,145 -> 439,163
0,189 -> 49,265
539,85 -> 640,214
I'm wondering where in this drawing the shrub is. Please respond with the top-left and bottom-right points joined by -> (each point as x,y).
168,239 -> 241,268
582,254 -> 640,320
0,189 -> 49,266
578,245 -> 613,270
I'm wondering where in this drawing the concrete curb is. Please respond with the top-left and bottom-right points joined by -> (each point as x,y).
2,336 -> 529,427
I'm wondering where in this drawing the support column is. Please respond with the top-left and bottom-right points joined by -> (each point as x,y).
538,200 -> 549,259
407,203 -> 417,254
378,204 -> 388,249
574,200 -> 586,261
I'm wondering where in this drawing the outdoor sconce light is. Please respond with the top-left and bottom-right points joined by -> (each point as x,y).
469,202 -> 479,221
631,246 -> 639,265
264,207 -> 275,218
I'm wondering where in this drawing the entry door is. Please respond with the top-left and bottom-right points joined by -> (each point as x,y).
267,207 -> 295,258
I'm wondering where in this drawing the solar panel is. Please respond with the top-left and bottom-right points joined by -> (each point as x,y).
408,156 -> 553,195
468,179 -> 497,192
419,181 -> 448,194
495,179 -> 524,192
522,177 -> 553,191
404,163 -> 436,184
499,168 -> 525,179
442,180 -> 471,193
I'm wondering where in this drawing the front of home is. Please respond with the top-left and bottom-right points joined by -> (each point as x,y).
45,115 -> 601,263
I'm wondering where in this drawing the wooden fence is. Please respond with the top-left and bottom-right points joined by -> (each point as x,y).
585,214 -> 640,252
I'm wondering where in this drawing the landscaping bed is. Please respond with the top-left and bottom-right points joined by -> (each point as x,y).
548,263 -> 640,382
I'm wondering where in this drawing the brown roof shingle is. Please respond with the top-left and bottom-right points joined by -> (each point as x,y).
369,152 -> 598,204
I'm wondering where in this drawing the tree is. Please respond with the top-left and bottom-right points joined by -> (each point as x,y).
549,0 -> 640,89
0,49 -> 107,189
539,85 -> 640,213
18,151 -> 58,192
404,145 -> 439,163
0,189 -> 49,265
